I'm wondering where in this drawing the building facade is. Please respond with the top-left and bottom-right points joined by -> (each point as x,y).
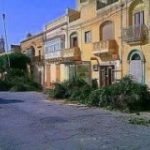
20,33 -> 44,86
20,0 -> 150,88
43,15 -> 68,88
69,0 -> 150,87
121,0 -> 150,86
68,0 -> 121,87
43,12 -> 84,88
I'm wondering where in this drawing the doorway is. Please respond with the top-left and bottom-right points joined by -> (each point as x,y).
128,51 -> 144,83
100,65 -> 114,87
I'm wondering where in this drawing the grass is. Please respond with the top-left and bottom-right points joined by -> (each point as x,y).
128,117 -> 150,126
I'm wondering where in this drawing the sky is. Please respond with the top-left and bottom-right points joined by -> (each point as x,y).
0,0 -> 75,47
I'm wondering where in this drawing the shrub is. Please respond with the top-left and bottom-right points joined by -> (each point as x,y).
0,68 -> 42,92
91,79 -> 98,90
88,89 -> 102,106
52,77 -> 92,102
9,78 -> 42,92
0,80 -> 11,91
48,89 -> 55,98
79,84 -> 92,104
128,117 -> 150,126
10,83 -> 28,92
27,80 -> 42,91
88,76 -> 150,111
53,82 -> 66,99
50,76 -> 150,112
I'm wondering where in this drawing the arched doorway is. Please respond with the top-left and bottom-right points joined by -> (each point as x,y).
128,50 -> 145,83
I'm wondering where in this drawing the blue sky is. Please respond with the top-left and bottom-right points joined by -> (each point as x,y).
0,0 -> 75,47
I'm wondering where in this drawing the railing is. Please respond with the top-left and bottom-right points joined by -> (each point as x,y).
61,47 -> 81,61
44,51 -> 62,60
33,55 -> 44,62
96,0 -> 118,10
122,25 -> 148,44
93,40 -> 117,54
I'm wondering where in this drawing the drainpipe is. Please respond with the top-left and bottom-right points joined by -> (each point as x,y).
120,0 -> 124,79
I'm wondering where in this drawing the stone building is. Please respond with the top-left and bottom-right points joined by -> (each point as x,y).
20,0 -> 150,88
20,33 -> 44,86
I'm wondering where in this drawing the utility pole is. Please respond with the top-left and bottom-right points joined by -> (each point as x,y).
2,13 -> 10,68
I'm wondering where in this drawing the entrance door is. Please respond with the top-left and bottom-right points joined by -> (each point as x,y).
100,65 -> 114,87
129,53 -> 143,83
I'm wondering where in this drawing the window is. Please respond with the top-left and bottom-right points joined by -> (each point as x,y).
100,21 -> 113,41
80,0 -> 87,3
85,31 -> 92,43
70,32 -> 78,48
133,11 -> 144,26
96,0 -> 118,10
131,53 -> 141,60
44,37 -> 64,55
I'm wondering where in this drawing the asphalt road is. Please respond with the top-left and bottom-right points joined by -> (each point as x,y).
0,92 -> 150,150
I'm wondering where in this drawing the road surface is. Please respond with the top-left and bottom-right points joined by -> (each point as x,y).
0,92 -> 150,150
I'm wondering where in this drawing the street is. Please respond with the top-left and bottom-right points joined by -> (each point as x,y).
0,92 -> 150,150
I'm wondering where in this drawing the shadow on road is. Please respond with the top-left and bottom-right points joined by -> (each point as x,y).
0,98 -> 24,104
40,116 -> 68,124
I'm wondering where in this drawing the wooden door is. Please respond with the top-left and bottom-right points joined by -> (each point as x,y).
100,65 -> 114,87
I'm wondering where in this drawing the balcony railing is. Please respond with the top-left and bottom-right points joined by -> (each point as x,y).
93,40 -> 117,55
61,47 -> 81,61
96,0 -> 118,10
33,55 -> 44,62
122,25 -> 148,44
44,51 -> 62,60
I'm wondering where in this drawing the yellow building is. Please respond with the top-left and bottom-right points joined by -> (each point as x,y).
20,0 -> 150,88
43,13 -> 83,88
68,0 -> 121,87
67,0 -> 150,87
20,33 -> 44,86
121,0 -> 150,86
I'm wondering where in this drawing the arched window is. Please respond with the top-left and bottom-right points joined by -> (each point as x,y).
70,32 -> 78,48
131,53 -> 141,60
26,46 -> 35,58
100,21 -> 113,41
129,0 -> 145,26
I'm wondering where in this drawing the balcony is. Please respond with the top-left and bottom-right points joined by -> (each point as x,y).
93,40 -> 117,56
44,51 -> 62,60
33,55 -> 44,62
61,47 -> 81,61
96,0 -> 118,10
122,25 -> 148,45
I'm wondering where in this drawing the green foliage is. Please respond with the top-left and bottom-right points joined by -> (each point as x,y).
128,117 -> 150,126
88,76 -> 150,111
50,77 -> 92,103
0,53 -> 41,92
91,79 -> 98,90
53,83 -> 66,99
49,75 -> 150,111
0,52 -> 30,73
0,80 -> 11,91
0,68 -> 42,92
9,52 -> 31,70
88,89 -> 102,106
0,55 -> 8,73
